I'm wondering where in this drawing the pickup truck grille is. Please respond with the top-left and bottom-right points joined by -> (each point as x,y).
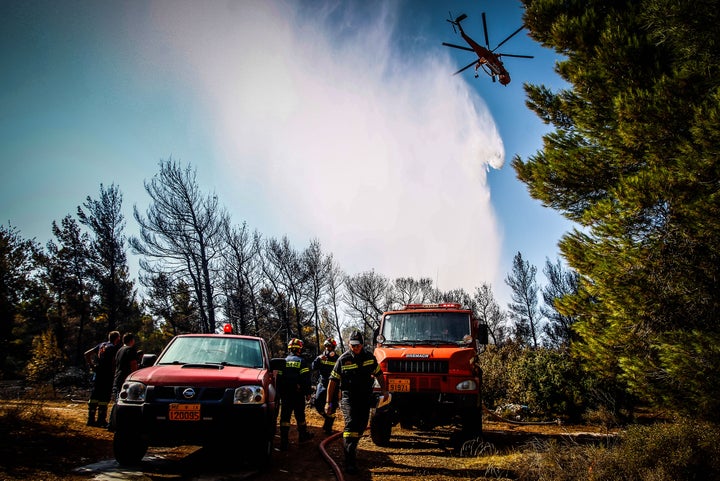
387,360 -> 448,374
150,386 -> 227,401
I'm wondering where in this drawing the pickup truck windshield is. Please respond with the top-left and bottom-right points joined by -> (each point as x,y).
381,312 -> 471,344
158,336 -> 264,368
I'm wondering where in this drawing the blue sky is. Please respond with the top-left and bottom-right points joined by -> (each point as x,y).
1,0 -> 572,308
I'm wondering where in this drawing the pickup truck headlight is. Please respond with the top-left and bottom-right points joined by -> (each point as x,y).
234,385 -> 265,404
119,381 -> 147,402
455,380 -> 477,391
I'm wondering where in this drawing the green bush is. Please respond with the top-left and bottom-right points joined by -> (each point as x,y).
480,344 -> 592,420
478,342 -> 522,408
511,348 -> 586,419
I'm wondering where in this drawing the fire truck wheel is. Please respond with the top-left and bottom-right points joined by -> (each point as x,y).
370,410 -> 392,446
461,408 -> 483,435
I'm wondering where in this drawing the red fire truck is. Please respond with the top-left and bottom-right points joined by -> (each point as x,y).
370,303 -> 488,445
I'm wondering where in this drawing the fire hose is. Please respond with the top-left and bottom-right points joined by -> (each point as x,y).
318,432 -> 344,481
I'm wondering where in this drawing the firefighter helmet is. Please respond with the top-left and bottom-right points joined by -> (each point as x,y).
288,338 -> 304,351
349,331 -> 364,346
323,338 -> 337,350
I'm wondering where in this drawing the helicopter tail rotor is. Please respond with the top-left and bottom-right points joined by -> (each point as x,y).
446,11 -> 457,34
446,11 -> 468,34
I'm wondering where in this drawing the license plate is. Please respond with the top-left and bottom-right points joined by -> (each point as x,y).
388,378 -> 410,392
169,403 -> 201,421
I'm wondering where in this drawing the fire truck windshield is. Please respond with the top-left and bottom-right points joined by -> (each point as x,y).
381,312 -> 471,345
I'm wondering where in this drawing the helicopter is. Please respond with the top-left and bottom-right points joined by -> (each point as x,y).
442,12 -> 533,85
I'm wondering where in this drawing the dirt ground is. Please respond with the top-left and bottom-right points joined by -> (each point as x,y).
0,390 -> 615,481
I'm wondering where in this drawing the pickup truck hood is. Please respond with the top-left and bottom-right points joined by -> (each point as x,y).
127,365 -> 267,387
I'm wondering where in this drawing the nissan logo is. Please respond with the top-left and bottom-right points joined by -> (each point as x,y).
182,388 -> 196,399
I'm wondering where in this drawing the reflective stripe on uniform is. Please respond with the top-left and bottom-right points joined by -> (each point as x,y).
343,431 -> 360,439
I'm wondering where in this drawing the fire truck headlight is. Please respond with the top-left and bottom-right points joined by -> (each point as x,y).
120,381 -> 147,402
234,385 -> 265,404
455,380 -> 477,391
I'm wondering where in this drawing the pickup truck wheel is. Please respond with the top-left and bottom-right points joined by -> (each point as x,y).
370,411 -> 392,446
113,431 -> 148,466
253,433 -> 273,470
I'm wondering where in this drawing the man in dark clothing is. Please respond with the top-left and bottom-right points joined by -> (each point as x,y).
112,333 -> 138,402
84,330 -> 121,427
277,338 -> 314,450
311,337 -> 339,434
326,330 -> 388,474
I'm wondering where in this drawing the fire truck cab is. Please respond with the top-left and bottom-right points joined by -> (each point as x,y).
370,303 -> 488,445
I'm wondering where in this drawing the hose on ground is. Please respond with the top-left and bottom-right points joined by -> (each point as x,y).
318,431 -> 344,481
483,404 -> 561,426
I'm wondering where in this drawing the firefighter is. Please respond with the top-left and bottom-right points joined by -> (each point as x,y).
277,338 -> 314,450
311,337 -> 339,434
326,330 -> 388,474
84,330 -> 121,427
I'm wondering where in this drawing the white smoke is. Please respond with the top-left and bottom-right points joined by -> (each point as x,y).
133,0 -> 505,292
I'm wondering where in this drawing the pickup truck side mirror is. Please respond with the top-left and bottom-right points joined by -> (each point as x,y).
269,358 -> 286,371
140,354 -> 157,367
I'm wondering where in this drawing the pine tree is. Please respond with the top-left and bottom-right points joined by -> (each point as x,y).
77,184 -> 138,334
515,0 -> 720,419
505,252 -> 542,349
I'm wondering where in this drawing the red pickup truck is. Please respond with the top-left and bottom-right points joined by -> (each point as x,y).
111,327 -> 278,466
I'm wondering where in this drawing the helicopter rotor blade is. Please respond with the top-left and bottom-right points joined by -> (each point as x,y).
493,25 -> 525,51
481,12 -> 490,49
453,60 -> 477,76
497,53 -> 534,59
442,42 -> 475,52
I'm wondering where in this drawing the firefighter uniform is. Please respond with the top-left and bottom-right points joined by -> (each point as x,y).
311,338 -> 339,434
326,331 -> 387,474
277,338 -> 314,450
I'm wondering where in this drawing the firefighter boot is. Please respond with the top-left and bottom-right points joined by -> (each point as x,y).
322,416 -> 334,435
344,439 -> 358,474
86,402 -> 97,426
96,405 -> 108,428
280,426 -> 289,451
298,427 -> 314,442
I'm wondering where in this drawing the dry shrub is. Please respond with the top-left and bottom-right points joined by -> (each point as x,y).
509,418 -> 720,481
512,437 -> 603,481
591,418 -> 720,481
0,399 -> 57,435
